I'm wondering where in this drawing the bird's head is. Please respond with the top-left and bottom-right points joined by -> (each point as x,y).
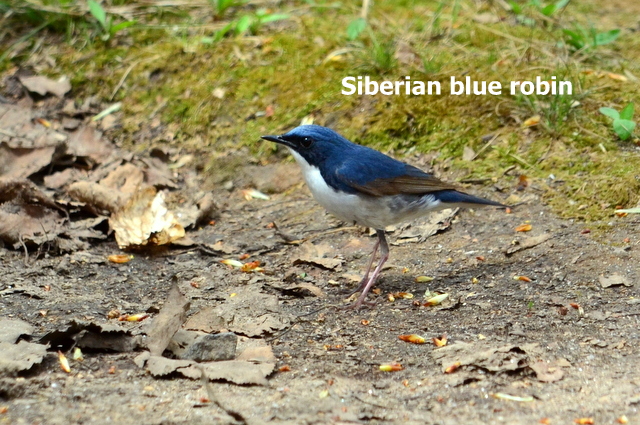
261,125 -> 352,166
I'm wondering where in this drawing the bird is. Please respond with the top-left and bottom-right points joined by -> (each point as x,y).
261,125 -> 504,309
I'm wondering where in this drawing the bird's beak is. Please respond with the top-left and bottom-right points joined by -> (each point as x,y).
261,135 -> 290,147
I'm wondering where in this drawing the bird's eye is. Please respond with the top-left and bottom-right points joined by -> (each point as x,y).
300,137 -> 313,148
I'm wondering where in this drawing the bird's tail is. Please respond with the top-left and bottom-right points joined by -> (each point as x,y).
434,190 -> 505,208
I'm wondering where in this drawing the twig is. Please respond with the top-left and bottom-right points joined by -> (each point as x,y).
354,394 -> 393,410
475,23 -> 549,54
360,0 -> 370,19
110,61 -> 139,101
472,133 -> 500,160
18,235 -> 29,267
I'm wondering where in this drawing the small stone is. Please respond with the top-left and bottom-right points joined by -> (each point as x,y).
181,332 -> 237,362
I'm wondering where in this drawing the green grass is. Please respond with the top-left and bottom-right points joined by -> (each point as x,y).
1,0 -> 639,220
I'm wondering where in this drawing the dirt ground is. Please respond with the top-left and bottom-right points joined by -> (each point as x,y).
1,155 -> 639,424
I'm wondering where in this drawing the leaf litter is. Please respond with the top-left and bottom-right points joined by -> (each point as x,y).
136,285 -> 276,385
0,96 -> 214,253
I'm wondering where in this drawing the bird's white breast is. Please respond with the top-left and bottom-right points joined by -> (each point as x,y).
288,149 -> 446,229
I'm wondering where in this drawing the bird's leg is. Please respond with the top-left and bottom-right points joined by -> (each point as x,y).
347,236 -> 380,296
352,230 -> 389,309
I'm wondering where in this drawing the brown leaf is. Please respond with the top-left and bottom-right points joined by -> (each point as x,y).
505,233 -> 553,256
462,145 -> 476,161
40,320 -> 138,352
184,290 -> 289,337
68,181 -> 127,213
599,273 -> 632,288
18,75 -> 71,97
146,283 -> 190,356
395,208 -> 458,243
523,115 -> 541,127
0,178 -> 66,248
0,143 -> 57,180
66,125 -> 113,164
100,163 -> 145,194
279,282 -> 325,298
515,224 -> 532,232
109,187 -> 185,249
236,343 -> 276,363
0,318 -> 34,344
529,360 -> 564,382
0,341 -> 47,374
431,342 -> 541,374
145,355 -> 275,386
183,306 -> 227,333
293,242 -> 343,270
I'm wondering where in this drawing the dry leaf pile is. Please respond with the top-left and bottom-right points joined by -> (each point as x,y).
0,76 -> 215,252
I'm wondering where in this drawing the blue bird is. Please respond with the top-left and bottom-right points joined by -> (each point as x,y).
261,125 -> 504,309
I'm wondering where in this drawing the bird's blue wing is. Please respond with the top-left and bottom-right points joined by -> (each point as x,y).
328,146 -> 457,197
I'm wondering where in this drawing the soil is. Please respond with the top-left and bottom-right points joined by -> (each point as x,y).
1,166 -> 639,424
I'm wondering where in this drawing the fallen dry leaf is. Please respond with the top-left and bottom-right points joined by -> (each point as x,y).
599,273 -> 632,288
379,363 -> 404,372
444,361 -> 461,374
514,275 -> 532,282
278,282 -> 325,298
398,335 -> 426,344
415,276 -> 434,283
523,115 -> 541,127
432,342 -> 541,375
0,178 -> 69,249
462,145 -> 476,161
240,261 -> 264,273
505,233 -> 553,256
19,75 -> 71,97
108,254 -> 132,264
293,242 -> 344,270
242,189 -> 270,201
58,351 -> 71,373
0,318 -> 34,344
491,393 -> 534,402
145,356 -> 274,386
146,283 -> 190,356
395,208 -> 458,243
0,143 -> 57,180
515,224 -> 532,232
529,360 -> 564,382
0,341 -> 47,374
424,293 -> 449,307
40,320 -> 139,352
221,259 -> 244,268
472,12 -> 501,24
109,187 -> 185,249
433,335 -> 448,347
118,313 -> 149,322
184,290 -> 289,337
67,181 -> 127,214
607,72 -> 628,82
